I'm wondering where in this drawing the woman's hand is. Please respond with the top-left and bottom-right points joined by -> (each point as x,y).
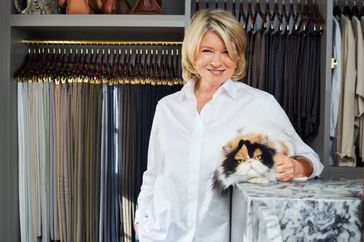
274,154 -> 296,181
274,154 -> 314,181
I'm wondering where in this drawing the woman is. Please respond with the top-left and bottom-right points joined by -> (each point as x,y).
135,9 -> 323,242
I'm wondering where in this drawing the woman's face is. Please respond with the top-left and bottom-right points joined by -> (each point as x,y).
195,31 -> 237,85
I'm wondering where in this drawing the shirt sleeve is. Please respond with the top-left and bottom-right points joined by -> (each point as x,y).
135,103 -> 162,224
265,95 -> 324,179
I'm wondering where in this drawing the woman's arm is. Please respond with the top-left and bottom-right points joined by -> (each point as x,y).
135,104 -> 162,225
266,95 -> 324,180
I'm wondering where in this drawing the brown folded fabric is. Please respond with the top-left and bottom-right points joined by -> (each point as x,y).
65,0 -> 90,14
101,0 -> 118,14
119,0 -> 131,14
130,0 -> 163,14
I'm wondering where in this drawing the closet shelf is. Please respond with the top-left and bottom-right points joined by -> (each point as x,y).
10,14 -> 185,28
329,167 -> 363,178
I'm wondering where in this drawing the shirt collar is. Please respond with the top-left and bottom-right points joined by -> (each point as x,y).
179,79 -> 239,102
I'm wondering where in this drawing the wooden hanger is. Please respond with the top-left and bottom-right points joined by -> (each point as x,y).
361,0 -> 364,16
352,0 -> 360,17
238,0 -> 248,30
232,0 -> 237,17
333,0 -> 341,17
343,0 -> 352,18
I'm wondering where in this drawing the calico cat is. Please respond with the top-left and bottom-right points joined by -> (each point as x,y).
212,132 -> 294,194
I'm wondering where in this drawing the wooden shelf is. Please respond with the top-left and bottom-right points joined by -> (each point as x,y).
10,14 -> 186,28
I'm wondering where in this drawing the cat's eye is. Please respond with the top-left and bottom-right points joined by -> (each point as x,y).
254,155 -> 262,160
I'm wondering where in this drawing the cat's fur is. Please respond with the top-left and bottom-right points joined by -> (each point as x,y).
212,129 -> 294,194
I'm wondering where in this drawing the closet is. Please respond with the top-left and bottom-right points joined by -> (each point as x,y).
0,1 -> 361,242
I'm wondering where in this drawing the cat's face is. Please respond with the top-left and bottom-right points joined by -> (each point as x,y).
212,136 -> 276,193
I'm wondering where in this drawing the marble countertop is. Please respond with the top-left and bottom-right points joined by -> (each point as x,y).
236,178 -> 362,200
231,179 -> 363,242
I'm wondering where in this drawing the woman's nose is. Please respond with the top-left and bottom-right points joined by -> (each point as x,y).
210,53 -> 222,67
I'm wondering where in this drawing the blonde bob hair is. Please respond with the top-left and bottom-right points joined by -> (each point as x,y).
182,9 -> 247,82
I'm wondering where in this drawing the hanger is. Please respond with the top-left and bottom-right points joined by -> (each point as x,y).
247,0 -> 255,33
287,0 -> 297,33
115,49 -> 123,81
168,48 -> 175,83
143,48 -> 150,81
68,48 -> 76,81
171,48 -> 178,82
343,0 -> 352,18
135,49 -> 143,83
333,0 -> 341,17
138,48 -> 146,81
18,48 -> 35,81
130,48 -> 138,82
155,49 -> 161,83
361,0 -> 364,16
254,0 -> 266,32
273,0 -> 283,33
150,48 -> 157,81
352,0 -> 360,17
265,0 -> 274,31
195,0 -> 199,13
232,0 -> 236,17
120,49 -> 128,80
160,49 -> 167,82
108,49 -> 115,80
281,0 -> 289,33
310,0 -> 325,34
238,0 -> 248,30
300,0 -> 313,33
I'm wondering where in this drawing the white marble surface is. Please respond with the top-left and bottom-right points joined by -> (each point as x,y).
231,179 -> 362,242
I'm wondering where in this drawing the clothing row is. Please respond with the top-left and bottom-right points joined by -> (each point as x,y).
192,0 -> 324,35
17,81 -> 181,242
15,45 -> 183,85
330,6 -> 364,167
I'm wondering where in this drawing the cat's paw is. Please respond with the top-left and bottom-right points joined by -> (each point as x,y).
248,177 -> 269,184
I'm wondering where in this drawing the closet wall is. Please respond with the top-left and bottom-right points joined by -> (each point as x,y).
0,1 -> 361,242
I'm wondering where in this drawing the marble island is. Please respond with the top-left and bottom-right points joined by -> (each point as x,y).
231,179 -> 362,242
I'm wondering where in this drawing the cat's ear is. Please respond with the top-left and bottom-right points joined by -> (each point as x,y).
260,135 -> 269,145
223,146 -> 232,156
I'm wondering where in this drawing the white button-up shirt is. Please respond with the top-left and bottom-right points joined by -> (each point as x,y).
135,79 -> 323,242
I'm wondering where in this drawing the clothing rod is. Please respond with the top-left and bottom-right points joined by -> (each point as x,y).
20,40 -> 183,46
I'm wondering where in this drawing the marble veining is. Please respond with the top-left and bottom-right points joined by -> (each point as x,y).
231,179 -> 362,242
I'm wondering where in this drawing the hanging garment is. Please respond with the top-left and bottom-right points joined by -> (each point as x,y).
336,15 -> 357,166
18,82 -> 29,242
330,16 -> 342,166
352,16 -> 364,165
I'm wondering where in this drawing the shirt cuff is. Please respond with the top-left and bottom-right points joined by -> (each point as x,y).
292,176 -> 308,182
292,153 -> 323,179
134,208 -> 146,225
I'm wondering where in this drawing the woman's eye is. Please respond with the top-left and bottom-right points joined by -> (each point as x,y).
254,155 -> 262,160
202,49 -> 212,53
